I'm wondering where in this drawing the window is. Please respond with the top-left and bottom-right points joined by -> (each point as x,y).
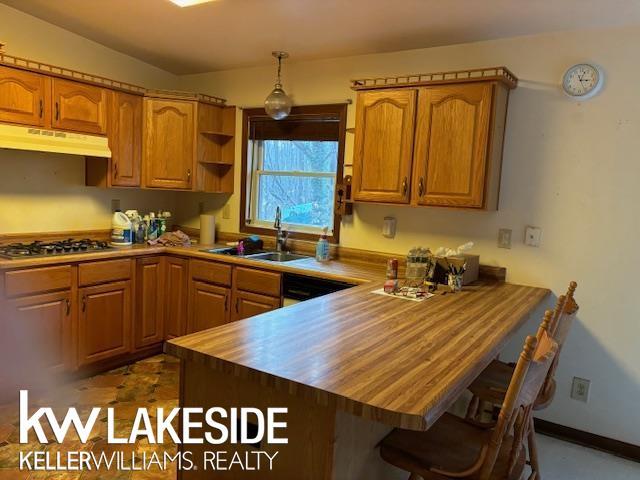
240,104 -> 347,243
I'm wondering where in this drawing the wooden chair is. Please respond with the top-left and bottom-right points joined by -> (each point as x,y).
379,331 -> 559,480
464,281 -> 578,478
467,281 -> 578,413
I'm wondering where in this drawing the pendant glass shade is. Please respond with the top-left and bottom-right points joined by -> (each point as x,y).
265,84 -> 292,120
265,52 -> 292,120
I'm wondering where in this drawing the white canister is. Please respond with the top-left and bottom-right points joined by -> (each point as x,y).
111,211 -> 133,246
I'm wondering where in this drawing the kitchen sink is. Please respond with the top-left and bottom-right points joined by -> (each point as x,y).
246,251 -> 310,262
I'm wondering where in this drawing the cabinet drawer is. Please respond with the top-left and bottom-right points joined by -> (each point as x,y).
190,259 -> 231,287
5,265 -> 72,297
79,259 -> 132,286
234,267 -> 281,297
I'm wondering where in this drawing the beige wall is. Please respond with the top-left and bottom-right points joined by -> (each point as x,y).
178,27 -> 640,444
0,3 -> 179,235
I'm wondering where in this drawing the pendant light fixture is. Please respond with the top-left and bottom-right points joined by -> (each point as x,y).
264,51 -> 292,120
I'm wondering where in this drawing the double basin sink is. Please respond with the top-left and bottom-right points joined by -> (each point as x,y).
201,247 -> 310,263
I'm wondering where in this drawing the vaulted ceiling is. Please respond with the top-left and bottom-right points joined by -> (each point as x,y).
3,0 -> 640,74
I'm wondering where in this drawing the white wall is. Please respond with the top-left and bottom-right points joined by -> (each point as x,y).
178,27 -> 640,444
0,3 -> 180,234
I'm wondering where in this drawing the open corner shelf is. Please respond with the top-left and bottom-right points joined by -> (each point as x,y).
200,130 -> 234,143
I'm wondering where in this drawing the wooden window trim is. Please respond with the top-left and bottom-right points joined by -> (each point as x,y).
239,104 -> 347,244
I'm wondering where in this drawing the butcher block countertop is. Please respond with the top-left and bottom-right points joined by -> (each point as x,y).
166,280 -> 550,430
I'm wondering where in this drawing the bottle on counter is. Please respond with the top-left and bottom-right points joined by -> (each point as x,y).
110,210 -> 133,246
315,227 -> 330,262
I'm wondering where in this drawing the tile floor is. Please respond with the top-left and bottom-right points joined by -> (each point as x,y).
0,354 -> 638,479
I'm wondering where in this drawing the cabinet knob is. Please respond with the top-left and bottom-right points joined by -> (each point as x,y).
224,295 -> 228,311
82,295 -> 86,312
402,177 -> 408,196
235,297 -> 240,314
66,299 -> 71,316
113,162 -> 118,178
39,99 -> 44,119
418,177 -> 425,197
187,169 -> 191,182
55,102 -> 60,121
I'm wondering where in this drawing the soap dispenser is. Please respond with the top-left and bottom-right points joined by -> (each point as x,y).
315,227 -> 330,262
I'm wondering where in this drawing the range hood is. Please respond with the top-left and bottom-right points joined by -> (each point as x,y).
0,124 -> 111,158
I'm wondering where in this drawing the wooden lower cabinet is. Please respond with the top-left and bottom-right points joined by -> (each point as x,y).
231,290 -> 281,322
4,290 -> 72,373
78,280 -> 132,367
165,257 -> 189,339
187,280 -> 230,334
135,257 -> 164,350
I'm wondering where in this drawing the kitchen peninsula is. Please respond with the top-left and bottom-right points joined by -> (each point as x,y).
165,277 -> 549,479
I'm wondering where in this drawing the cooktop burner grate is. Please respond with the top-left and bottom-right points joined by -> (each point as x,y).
0,238 -> 112,259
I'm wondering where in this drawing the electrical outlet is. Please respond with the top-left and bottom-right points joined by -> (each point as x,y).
111,199 -> 120,212
498,228 -> 512,249
222,203 -> 231,219
571,377 -> 590,402
198,202 -> 205,214
524,226 -> 542,247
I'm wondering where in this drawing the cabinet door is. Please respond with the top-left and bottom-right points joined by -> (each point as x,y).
231,290 -> 281,322
412,83 -> 493,208
0,66 -> 50,127
5,291 -> 72,373
78,280 -> 131,367
110,92 -> 142,186
143,99 -> 194,190
52,78 -> 107,134
352,89 -> 417,203
165,257 -> 189,339
187,280 -> 229,334
134,257 -> 164,349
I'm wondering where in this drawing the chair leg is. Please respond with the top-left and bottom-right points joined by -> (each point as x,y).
527,417 -> 541,479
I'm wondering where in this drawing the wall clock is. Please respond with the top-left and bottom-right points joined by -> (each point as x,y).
562,63 -> 604,99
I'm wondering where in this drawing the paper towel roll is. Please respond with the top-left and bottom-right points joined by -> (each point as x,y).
199,214 -> 216,245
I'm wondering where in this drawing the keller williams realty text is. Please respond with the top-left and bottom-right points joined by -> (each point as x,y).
18,391 -> 286,472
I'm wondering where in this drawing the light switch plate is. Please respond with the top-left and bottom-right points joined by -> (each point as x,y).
525,226 -> 542,247
498,228 -> 512,249
382,217 -> 396,238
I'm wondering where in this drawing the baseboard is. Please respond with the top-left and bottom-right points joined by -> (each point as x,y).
534,418 -> 640,463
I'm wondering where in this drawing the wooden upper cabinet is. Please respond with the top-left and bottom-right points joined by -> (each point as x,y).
352,89 -> 417,203
52,78 -> 107,135
110,92 -> 142,187
0,66 -> 50,128
143,99 -> 195,190
412,83 -> 494,208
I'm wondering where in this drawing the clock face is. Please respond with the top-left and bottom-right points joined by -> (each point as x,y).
562,64 -> 603,99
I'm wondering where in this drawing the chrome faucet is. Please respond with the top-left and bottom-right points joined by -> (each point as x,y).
274,206 -> 289,252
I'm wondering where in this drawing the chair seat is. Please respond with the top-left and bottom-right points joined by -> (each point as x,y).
468,359 -> 514,405
469,359 -> 557,410
380,413 -> 525,480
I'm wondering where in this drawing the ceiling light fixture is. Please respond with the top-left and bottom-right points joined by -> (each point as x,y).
264,51 -> 292,120
169,0 -> 215,7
